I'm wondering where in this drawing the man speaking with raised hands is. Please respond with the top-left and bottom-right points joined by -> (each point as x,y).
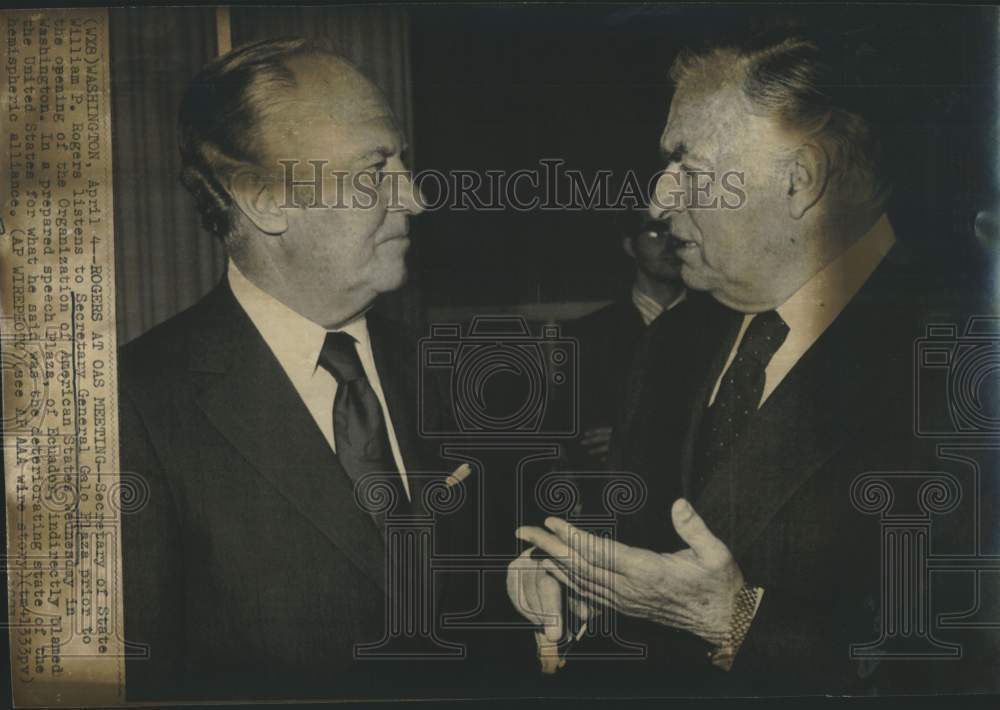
507,22 -> 998,695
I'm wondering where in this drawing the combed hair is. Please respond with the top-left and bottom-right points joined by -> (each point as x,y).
670,28 -> 891,210
177,37 -> 346,242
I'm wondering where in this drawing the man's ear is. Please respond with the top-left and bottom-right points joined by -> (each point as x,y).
787,143 -> 829,220
622,235 -> 636,258
229,167 -> 287,235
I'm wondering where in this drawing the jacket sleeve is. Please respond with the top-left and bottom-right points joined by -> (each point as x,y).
731,587 -> 876,692
735,583 -> 1000,694
119,389 -> 186,700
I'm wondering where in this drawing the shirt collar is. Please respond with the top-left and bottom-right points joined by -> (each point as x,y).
775,213 -> 896,344
227,260 -> 371,376
631,284 -> 687,326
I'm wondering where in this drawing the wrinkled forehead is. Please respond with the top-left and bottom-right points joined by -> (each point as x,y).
256,54 -> 399,163
660,78 -> 750,163
285,54 -> 393,124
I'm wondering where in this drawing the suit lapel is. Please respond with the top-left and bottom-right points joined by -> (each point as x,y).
692,320 -> 871,553
691,256 -> 910,555
367,314 -> 431,511
191,281 -> 388,592
677,302 -> 743,498
367,316 -> 418,465
369,313 -> 460,606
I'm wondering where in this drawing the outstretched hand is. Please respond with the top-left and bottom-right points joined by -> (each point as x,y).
515,498 -> 744,646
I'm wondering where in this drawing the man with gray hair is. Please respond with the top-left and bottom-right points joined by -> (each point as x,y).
118,37 -> 471,700
510,24 -> 997,694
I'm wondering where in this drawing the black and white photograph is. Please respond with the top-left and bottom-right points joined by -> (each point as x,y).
2,3 -> 1000,707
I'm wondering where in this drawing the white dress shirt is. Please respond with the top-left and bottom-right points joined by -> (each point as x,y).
709,214 -> 897,408
227,261 -> 410,498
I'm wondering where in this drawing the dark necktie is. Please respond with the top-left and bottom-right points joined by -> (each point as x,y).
317,332 -> 406,513
692,310 -> 789,498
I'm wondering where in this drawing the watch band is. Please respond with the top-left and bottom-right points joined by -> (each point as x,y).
709,584 -> 764,670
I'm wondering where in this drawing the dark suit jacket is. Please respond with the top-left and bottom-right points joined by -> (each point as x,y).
564,294 -> 696,473
119,280 -> 475,700
565,297 -> 645,436
589,247 -> 999,695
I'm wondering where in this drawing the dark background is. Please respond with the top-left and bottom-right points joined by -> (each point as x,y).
409,4 -> 680,316
105,3 -> 1000,341
4,4 -> 1000,707
408,3 -> 998,320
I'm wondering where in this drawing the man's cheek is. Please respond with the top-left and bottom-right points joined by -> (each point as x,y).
350,179 -> 380,210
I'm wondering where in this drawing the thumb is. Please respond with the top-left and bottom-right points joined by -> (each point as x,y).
537,572 -> 564,642
671,498 -> 727,562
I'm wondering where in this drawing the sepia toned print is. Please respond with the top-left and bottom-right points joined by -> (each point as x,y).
2,3 -> 999,706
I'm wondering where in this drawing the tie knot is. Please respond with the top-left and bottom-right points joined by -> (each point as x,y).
738,310 -> 789,366
318,331 -> 366,384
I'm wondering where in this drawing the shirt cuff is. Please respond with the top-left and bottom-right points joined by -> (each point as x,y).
709,586 -> 765,671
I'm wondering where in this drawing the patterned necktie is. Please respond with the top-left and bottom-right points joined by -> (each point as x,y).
692,310 -> 789,498
317,332 -> 405,512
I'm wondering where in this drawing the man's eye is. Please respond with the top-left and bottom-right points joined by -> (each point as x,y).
366,160 -> 388,183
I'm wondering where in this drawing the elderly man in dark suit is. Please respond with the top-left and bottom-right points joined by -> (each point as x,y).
509,27 -> 998,693
119,38 -> 475,700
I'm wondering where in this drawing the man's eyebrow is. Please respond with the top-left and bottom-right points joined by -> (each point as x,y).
354,141 -> 408,164
660,142 -> 712,167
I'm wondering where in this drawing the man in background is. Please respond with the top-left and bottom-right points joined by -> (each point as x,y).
564,212 -> 687,467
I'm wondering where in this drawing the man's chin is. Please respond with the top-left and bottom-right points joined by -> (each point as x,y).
377,263 -> 409,293
679,264 -> 712,292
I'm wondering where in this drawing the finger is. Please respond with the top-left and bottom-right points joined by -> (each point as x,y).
534,632 -> 562,675
671,498 -> 728,563
518,526 -> 614,595
537,571 -> 564,642
516,526 -> 572,563
507,549 -> 542,624
570,594 -> 602,626
508,546 -> 566,638
541,558 -> 616,610
568,594 -> 594,623
542,517 -> 635,574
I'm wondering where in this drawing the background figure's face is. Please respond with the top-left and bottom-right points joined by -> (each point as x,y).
648,78 -> 802,313
627,221 -> 684,283
250,55 -> 424,326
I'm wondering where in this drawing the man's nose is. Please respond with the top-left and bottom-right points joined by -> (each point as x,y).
393,172 -> 425,216
649,169 -> 686,221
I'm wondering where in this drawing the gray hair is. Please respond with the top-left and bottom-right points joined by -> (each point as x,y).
670,30 -> 890,211
177,37 -> 349,243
